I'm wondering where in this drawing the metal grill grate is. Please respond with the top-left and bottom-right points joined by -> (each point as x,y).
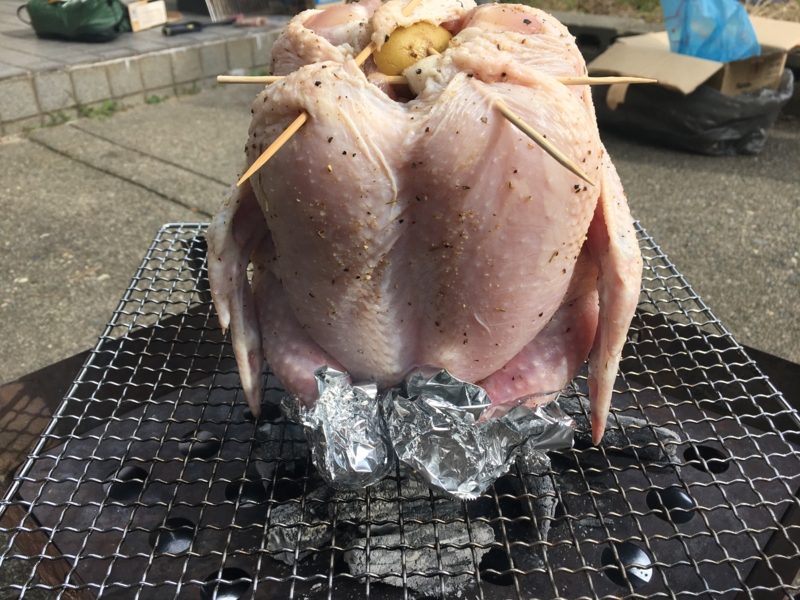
2,223 -> 800,600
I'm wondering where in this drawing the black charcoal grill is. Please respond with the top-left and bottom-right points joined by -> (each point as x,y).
1,223 -> 799,600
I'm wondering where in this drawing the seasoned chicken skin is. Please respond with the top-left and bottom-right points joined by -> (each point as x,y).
208,0 -> 642,444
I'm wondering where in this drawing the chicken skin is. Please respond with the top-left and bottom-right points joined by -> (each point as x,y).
208,0 -> 642,444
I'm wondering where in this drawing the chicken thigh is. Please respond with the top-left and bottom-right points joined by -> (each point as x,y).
208,0 -> 642,444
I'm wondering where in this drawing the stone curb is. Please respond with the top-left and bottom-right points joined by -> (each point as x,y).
0,27 -> 282,136
0,10 -> 670,136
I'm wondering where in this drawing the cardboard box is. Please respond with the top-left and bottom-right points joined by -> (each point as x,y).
588,16 -> 800,96
128,0 -> 168,32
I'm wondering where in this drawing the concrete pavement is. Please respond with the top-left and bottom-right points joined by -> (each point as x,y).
0,83 -> 253,385
1,83 -> 799,388
604,121 -> 800,363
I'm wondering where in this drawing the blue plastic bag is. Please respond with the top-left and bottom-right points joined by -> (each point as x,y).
661,0 -> 761,63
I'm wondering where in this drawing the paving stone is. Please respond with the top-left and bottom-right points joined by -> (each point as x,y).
42,107 -> 78,126
3,114 -> 42,135
0,137 -> 199,384
252,30 -> 281,67
198,76 -> 220,91
159,32 -> 204,48
29,124 -> 228,215
164,28 -> 223,47
143,85 -> 173,104
56,54 -> 104,66
0,47 -> 61,71
71,82 -> 253,185
0,75 -> 38,122
78,98 -> 116,114
139,53 -> 173,90
118,92 -> 146,109
107,59 -> 144,97
71,64 -> 111,105
175,80 -> 202,96
170,47 -> 202,84
126,37 -> 169,54
200,41 -> 228,78
7,38 -> 97,66
227,38 -> 254,72
2,36 -> 66,56
93,46 -> 138,61
33,69 -> 74,112
0,20 -> 22,31
0,63 -> 26,80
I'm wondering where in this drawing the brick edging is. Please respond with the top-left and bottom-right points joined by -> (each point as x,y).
0,28 -> 282,136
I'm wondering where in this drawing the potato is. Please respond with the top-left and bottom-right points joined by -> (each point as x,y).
374,22 -> 453,77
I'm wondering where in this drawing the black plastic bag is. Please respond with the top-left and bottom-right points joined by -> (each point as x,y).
593,68 -> 794,155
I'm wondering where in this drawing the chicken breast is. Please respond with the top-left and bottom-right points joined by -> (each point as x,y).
208,0 -> 642,444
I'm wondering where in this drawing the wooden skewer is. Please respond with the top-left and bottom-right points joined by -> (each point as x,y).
220,74 -> 657,86
219,75 -> 283,84
238,112 -> 308,185
494,99 -> 595,187
558,76 -> 657,85
381,75 -> 408,85
219,73 -> 404,85
236,0 -> 425,186
354,41 -> 378,66
399,0 -> 425,18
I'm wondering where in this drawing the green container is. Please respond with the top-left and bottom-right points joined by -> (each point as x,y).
20,0 -> 131,42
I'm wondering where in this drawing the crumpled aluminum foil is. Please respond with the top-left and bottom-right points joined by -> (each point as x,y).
383,367 -> 575,500
405,366 -> 491,417
281,366 -> 393,490
280,365 -> 574,500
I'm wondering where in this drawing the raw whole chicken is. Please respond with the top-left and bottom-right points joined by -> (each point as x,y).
208,0 -> 643,444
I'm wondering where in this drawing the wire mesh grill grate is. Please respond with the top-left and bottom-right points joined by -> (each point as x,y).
1,222 -> 799,600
